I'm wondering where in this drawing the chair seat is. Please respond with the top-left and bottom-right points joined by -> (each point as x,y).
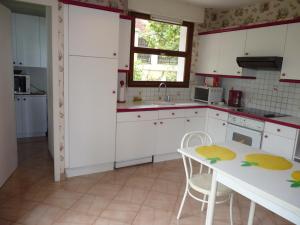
189,173 -> 232,197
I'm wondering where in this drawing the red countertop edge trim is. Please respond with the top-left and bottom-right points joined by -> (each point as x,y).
117,105 -> 300,129
60,0 -> 123,14
195,73 -> 256,79
120,15 -> 133,20
279,79 -> 300,83
198,17 -> 300,35
118,69 -> 130,73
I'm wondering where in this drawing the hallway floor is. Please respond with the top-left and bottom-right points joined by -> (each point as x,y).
0,139 -> 293,225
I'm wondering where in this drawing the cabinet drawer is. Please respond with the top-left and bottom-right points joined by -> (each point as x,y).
207,109 -> 228,121
158,109 -> 185,119
264,122 -> 297,139
185,108 -> 207,118
117,111 -> 158,122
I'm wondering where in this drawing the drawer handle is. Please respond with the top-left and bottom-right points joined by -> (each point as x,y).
137,115 -> 141,118
281,73 -> 286,77
154,122 -> 157,125
216,113 -> 220,116
160,121 -> 163,125
222,123 -> 226,126
213,70 -> 217,73
186,119 -> 190,122
194,111 -> 198,114
245,52 -> 249,56
172,113 -> 175,116
277,129 -> 281,132
264,135 -> 268,138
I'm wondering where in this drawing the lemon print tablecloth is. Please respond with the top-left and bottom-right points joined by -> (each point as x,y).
195,145 -> 236,164
288,171 -> 300,188
242,153 -> 293,170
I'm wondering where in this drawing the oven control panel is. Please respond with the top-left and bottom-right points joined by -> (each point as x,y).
228,114 -> 265,131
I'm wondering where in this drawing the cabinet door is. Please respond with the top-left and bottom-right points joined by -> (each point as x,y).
69,56 -> 117,168
11,14 -> 17,66
261,132 -> 295,160
14,96 -> 23,138
281,23 -> 300,80
118,18 -> 131,70
156,118 -> 185,155
15,14 -> 41,67
206,117 -> 227,143
218,30 -> 246,75
185,117 -> 207,147
244,25 -> 287,57
69,5 -> 119,58
196,34 -> 220,74
116,120 -> 157,162
39,17 -> 47,68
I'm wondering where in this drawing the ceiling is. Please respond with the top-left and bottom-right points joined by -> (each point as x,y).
177,0 -> 269,9
0,0 -> 46,17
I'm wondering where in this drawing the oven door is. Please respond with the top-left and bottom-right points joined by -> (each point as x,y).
226,124 -> 262,148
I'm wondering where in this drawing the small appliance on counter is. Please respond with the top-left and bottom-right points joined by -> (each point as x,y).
14,74 -> 30,94
192,86 -> 223,104
228,88 -> 242,107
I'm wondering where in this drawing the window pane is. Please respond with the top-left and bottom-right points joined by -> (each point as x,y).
134,18 -> 187,51
133,53 -> 185,82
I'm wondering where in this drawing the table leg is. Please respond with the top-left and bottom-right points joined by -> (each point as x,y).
247,201 -> 256,225
205,170 -> 218,225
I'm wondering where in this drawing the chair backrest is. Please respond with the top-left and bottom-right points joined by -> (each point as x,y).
180,131 -> 213,179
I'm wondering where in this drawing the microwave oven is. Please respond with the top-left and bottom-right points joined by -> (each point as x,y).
192,86 -> 223,104
14,75 -> 30,94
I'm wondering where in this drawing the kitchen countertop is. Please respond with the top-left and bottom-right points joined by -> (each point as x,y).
117,101 -> 300,129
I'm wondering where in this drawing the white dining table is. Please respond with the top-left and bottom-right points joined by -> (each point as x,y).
178,141 -> 300,225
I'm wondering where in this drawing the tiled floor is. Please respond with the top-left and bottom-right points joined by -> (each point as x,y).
0,138 -> 293,225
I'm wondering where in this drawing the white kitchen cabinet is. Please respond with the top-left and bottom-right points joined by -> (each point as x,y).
156,118 -> 185,157
118,18 -> 131,70
185,117 -> 206,133
281,23 -> 300,80
116,120 -> 157,166
218,30 -> 246,75
39,17 -> 47,68
68,5 -> 119,58
261,132 -> 295,160
15,95 -> 47,138
68,56 -> 117,169
15,14 -> 41,67
196,33 -> 220,74
206,117 -> 227,143
244,25 -> 287,57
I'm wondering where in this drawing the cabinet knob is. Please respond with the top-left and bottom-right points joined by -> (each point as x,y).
17,98 -> 20,101
277,128 -> 281,132
237,71 -> 241,74
113,53 -> 117,56
160,121 -> 163,125
13,61 -> 16,65
245,52 -> 249,56
213,70 -> 217,73
125,65 -> 129,68
19,62 -> 23,65
154,122 -> 157,125
264,135 -> 268,138
281,73 -> 286,77
216,113 -> 219,116
137,115 -> 141,118
112,90 -> 116,94
23,98 -> 26,101
186,119 -> 190,122
171,112 -> 175,116
194,111 -> 198,114
222,122 -> 226,126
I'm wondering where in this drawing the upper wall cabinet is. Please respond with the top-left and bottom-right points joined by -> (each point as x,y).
12,13 -> 47,68
281,23 -> 300,80
118,18 -> 131,70
68,5 -> 119,58
244,25 -> 287,57
196,33 -> 220,74
218,30 -> 246,75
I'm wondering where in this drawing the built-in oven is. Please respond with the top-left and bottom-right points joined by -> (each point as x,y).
226,114 -> 265,148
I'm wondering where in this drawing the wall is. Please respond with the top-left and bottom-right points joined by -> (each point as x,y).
0,3 -> 18,187
196,0 -> 300,117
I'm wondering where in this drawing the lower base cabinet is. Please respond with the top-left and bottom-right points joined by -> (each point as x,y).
206,117 -> 227,143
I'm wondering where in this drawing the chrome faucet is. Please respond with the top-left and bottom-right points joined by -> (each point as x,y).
158,82 -> 171,102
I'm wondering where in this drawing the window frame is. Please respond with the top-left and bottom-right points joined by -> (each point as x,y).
128,12 -> 194,88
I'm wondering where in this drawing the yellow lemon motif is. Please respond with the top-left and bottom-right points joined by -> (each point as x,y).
196,145 -> 236,164
288,171 -> 300,188
242,153 -> 293,170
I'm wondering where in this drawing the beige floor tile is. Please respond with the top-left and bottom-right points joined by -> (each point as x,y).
88,183 -> 122,199
158,171 -> 184,184
143,191 -> 177,212
151,179 -> 182,196
17,204 -> 66,225
125,176 -> 155,191
133,164 -> 161,179
23,185 -> 56,202
70,194 -> 111,216
43,190 -> 82,209
133,206 -> 172,225
169,213 -> 205,225
114,186 -> 149,204
62,177 -> 98,193
57,210 -> 97,224
100,200 -> 140,223
93,218 -> 130,225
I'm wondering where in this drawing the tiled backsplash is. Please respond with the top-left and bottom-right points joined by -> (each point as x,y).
222,69 -> 300,117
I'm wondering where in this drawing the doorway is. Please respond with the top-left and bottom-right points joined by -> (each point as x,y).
0,0 -> 60,183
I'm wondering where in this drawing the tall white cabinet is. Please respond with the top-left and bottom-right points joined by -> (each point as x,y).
65,5 -> 119,177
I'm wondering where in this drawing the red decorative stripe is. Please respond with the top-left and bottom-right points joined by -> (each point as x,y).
118,69 -> 130,73
117,105 -> 300,129
120,15 -> 133,20
198,17 -> 300,35
60,0 -> 123,14
195,73 -> 256,79
279,79 -> 300,83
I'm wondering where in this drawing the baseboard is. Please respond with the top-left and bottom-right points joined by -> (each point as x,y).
153,152 -> 181,163
65,162 -> 114,178
115,156 -> 153,168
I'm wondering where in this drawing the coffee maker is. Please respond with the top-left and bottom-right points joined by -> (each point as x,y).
228,88 -> 242,107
